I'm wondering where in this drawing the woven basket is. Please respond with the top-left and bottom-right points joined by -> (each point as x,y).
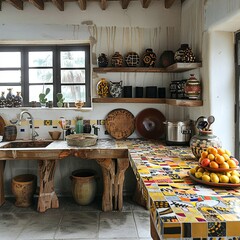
66,133 -> 98,147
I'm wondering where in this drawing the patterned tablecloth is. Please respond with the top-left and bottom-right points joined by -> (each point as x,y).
116,139 -> 240,240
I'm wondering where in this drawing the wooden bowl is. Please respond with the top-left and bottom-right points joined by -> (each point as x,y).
49,131 -> 61,140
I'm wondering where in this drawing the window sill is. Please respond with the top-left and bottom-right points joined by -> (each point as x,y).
0,107 -> 93,112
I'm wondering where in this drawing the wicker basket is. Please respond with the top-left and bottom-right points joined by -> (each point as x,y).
66,133 -> 98,147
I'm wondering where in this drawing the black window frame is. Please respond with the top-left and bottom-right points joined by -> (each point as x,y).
0,43 -> 91,107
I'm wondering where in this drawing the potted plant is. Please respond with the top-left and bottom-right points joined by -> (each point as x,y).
39,88 -> 50,107
57,93 -> 65,107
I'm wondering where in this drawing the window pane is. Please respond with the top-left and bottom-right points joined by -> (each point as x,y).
29,69 -> 53,83
29,85 -> 53,102
61,70 -> 85,83
0,52 -> 21,68
29,51 -> 53,67
61,51 -> 85,68
61,85 -> 85,102
0,86 -> 21,96
0,70 -> 21,83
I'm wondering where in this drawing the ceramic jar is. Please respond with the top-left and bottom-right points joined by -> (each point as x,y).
97,53 -> 108,67
0,92 -> 6,108
109,81 -> 123,98
6,88 -> 15,107
125,52 -> 140,67
111,52 -> 123,67
174,44 -> 196,63
142,48 -> 156,67
14,92 -> 23,107
185,74 -> 201,100
190,130 -> 222,159
159,50 -> 175,67
96,78 -> 109,98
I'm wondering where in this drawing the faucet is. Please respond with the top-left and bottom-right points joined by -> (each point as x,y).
19,110 -> 39,141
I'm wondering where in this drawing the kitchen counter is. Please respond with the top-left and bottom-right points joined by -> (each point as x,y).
123,139 -> 240,239
0,139 -> 129,212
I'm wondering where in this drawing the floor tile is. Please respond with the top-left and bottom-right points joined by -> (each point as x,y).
55,212 -> 99,239
133,211 -> 151,238
99,211 -> 138,238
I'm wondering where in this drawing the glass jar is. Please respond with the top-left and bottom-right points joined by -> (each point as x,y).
96,78 -> 109,98
190,130 -> 222,159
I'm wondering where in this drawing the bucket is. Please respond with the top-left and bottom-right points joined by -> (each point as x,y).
70,169 -> 97,206
11,174 -> 37,207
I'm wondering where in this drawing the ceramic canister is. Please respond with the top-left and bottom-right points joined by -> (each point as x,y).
185,74 -> 201,100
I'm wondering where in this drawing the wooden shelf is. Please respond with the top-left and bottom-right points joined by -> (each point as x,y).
92,98 -> 203,106
93,62 -> 202,73
92,98 -> 166,104
165,99 -> 203,107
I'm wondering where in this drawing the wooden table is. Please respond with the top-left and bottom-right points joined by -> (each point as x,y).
0,139 -> 128,212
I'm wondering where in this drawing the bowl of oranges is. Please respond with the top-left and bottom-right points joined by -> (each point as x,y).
188,146 -> 240,187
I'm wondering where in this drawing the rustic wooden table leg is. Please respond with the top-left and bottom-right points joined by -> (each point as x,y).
96,158 -> 115,212
114,158 -> 129,210
37,160 -> 59,212
132,179 -> 147,208
0,160 -> 6,206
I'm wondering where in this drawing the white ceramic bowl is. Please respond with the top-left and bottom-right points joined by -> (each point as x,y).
0,135 -> 3,142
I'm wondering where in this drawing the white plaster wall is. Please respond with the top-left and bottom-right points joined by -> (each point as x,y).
0,0 -> 185,196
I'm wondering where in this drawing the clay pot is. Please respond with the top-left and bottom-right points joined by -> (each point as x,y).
111,52 -> 123,67
70,169 -> 97,205
11,174 -> 37,207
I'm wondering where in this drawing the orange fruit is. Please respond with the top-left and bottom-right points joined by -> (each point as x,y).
208,153 -> 215,161
201,151 -> 209,158
225,149 -> 231,156
220,162 -> 229,169
227,159 -> 237,168
222,153 -> 230,161
209,161 -> 219,168
208,147 -> 218,156
215,155 -> 225,165
217,148 -> 225,155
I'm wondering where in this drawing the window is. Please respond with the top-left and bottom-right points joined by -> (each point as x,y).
0,44 -> 91,107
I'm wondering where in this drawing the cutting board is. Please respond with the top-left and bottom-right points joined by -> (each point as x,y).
105,108 -> 135,140
0,115 -> 6,137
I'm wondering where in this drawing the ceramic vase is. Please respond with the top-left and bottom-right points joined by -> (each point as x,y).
159,50 -> 175,67
190,130 -> 222,159
125,52 -> 140,67
185,74 -> 201,100
96,78 -> 109,98
97,53 -> 108,67
0,92 -> 6,108
174,44 -> 196,63
111,52 -> 123,67
14,92 -> 23,107
6,88 -> 15,107
109,81 -> 123,98
142,48 -> 156,67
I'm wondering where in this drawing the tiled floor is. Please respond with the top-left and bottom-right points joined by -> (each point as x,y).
0,197 -> 152,240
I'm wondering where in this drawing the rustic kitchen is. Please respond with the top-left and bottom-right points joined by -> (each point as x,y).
0,0 -> 239,239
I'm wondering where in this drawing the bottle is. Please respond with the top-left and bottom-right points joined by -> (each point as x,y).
0,92 -> 6,108
6,88 -> 15,107
14,92 -> 23,107
75,117 -> 83,134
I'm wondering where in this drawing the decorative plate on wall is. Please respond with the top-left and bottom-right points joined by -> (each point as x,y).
135,108 -> 166,139
105,108 -> 135,140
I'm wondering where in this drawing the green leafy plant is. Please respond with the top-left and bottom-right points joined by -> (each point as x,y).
39,88 -> 50,104
57,93 -> 65,107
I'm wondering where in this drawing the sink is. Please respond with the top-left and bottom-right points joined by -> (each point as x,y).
0,140 -> 53,148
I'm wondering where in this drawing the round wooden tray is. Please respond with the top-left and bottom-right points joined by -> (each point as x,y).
199,163 -> 238,172
188,172 -> 240,188
105,108 -> 135,140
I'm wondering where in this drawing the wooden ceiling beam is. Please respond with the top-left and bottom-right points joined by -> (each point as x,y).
141,0 -> 151,8
29,0 -> 44,10
52,0 -> 64,11
78,0 -> 86,10
121,0 -> 130,9
100,0 -> 107,10
7,0 -> 23,10
165,0 -> 175,9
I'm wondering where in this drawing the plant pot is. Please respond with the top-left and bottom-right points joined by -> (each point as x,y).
11,174 -> 37,207
70,169 -> 97,205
